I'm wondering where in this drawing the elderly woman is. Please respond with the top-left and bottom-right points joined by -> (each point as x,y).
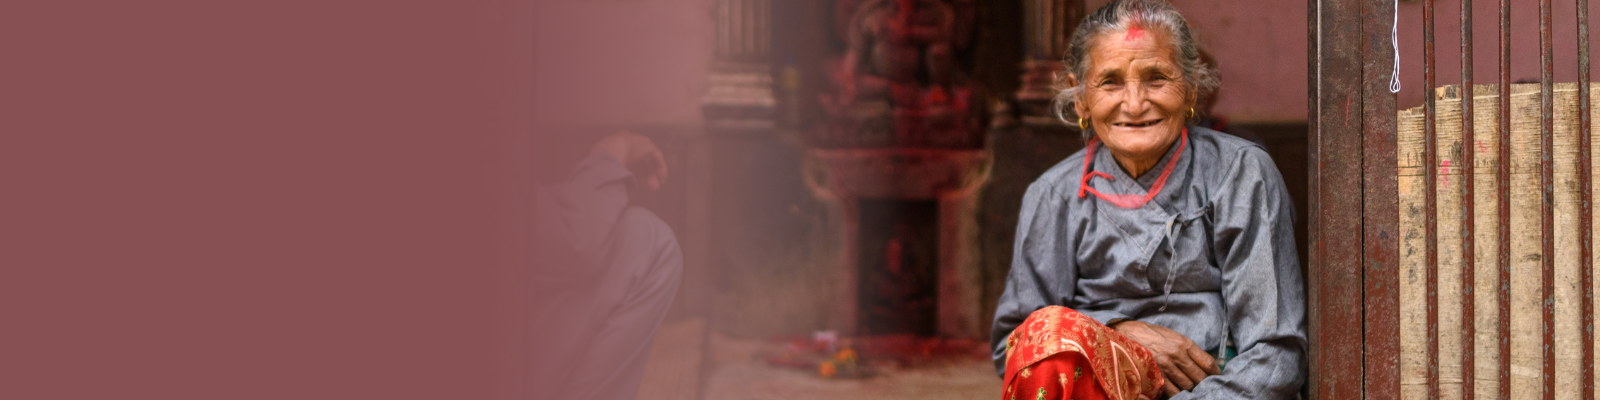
989,1 -> 1307,399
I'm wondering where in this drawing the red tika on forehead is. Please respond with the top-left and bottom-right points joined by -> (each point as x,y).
1123,26 -> 1145,41
1123,9 -> 1147,41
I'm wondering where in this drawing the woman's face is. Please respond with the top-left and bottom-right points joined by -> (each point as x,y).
1074,27 -> 1195,169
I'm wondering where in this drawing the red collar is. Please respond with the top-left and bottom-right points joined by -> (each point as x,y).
1077,127 -> 1188,209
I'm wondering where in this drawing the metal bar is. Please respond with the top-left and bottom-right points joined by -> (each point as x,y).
1461,0 -> 1477,396
1307,0 -> 1321,394
1364,0 -> 1404,395
1579,0 -> 1596,396
1498,0 -> 1514,396
1540,0 -> 1556,398
1309,0 -> 1368,396
1425,0 -> 1442,396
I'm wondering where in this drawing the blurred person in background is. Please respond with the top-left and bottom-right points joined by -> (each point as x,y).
530,131 -> 681,400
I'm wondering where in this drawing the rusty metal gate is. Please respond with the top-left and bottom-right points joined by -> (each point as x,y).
1310,0 -> 1594,398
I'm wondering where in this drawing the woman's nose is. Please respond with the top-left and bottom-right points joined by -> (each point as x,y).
1121,84 -> 1152,115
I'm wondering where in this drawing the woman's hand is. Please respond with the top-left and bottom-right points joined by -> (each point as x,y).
1110,320 -> 1220,397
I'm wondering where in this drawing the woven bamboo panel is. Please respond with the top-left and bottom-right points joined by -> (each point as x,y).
1397,83 -> 1596,400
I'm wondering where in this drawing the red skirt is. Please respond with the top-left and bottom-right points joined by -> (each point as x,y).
1001,306 -> 1165,400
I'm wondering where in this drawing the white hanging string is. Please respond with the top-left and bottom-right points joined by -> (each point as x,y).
1390,0 -> 1402,93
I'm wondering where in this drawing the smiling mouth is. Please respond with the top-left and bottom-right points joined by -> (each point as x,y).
1112,119 -> 1163,128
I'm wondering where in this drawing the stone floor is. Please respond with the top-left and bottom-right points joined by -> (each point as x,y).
635,318 -> 708,400
635,320 -> 1000,400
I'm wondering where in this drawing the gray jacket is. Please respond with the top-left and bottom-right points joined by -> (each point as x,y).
990,126 -> 1307,399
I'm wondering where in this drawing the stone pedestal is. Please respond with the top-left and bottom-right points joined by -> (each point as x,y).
703,61 -> 776,133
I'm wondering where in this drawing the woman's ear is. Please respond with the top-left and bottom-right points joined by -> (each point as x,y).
1061,72 -> 1086,119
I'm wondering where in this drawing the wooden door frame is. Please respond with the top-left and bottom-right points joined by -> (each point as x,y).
1307,0 -> 1401,398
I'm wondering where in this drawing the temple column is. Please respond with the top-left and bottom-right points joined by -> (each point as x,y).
702,0 -> 776,133
1015,0 -> 1083,128
974,0 -> 1085,335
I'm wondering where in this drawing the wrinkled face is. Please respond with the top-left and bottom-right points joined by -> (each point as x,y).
1073,27 -> 1195,166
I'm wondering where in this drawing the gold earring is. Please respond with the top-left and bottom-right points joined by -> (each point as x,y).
1188,107 -> 1196,119
1078,117 -> 1088,130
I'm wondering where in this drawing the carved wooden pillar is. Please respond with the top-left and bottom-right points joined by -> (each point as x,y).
1015,0 -> 1083,127
702,0 -> 776,133
974,0 -> 1086,336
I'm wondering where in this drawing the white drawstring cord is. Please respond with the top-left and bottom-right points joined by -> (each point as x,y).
1390,0 -> 1403,93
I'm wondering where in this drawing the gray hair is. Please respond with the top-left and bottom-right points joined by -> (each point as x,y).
1051,0 -> 1219,130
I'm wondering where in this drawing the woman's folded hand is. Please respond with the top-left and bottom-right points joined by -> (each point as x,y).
1110,320 -> 1221,397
